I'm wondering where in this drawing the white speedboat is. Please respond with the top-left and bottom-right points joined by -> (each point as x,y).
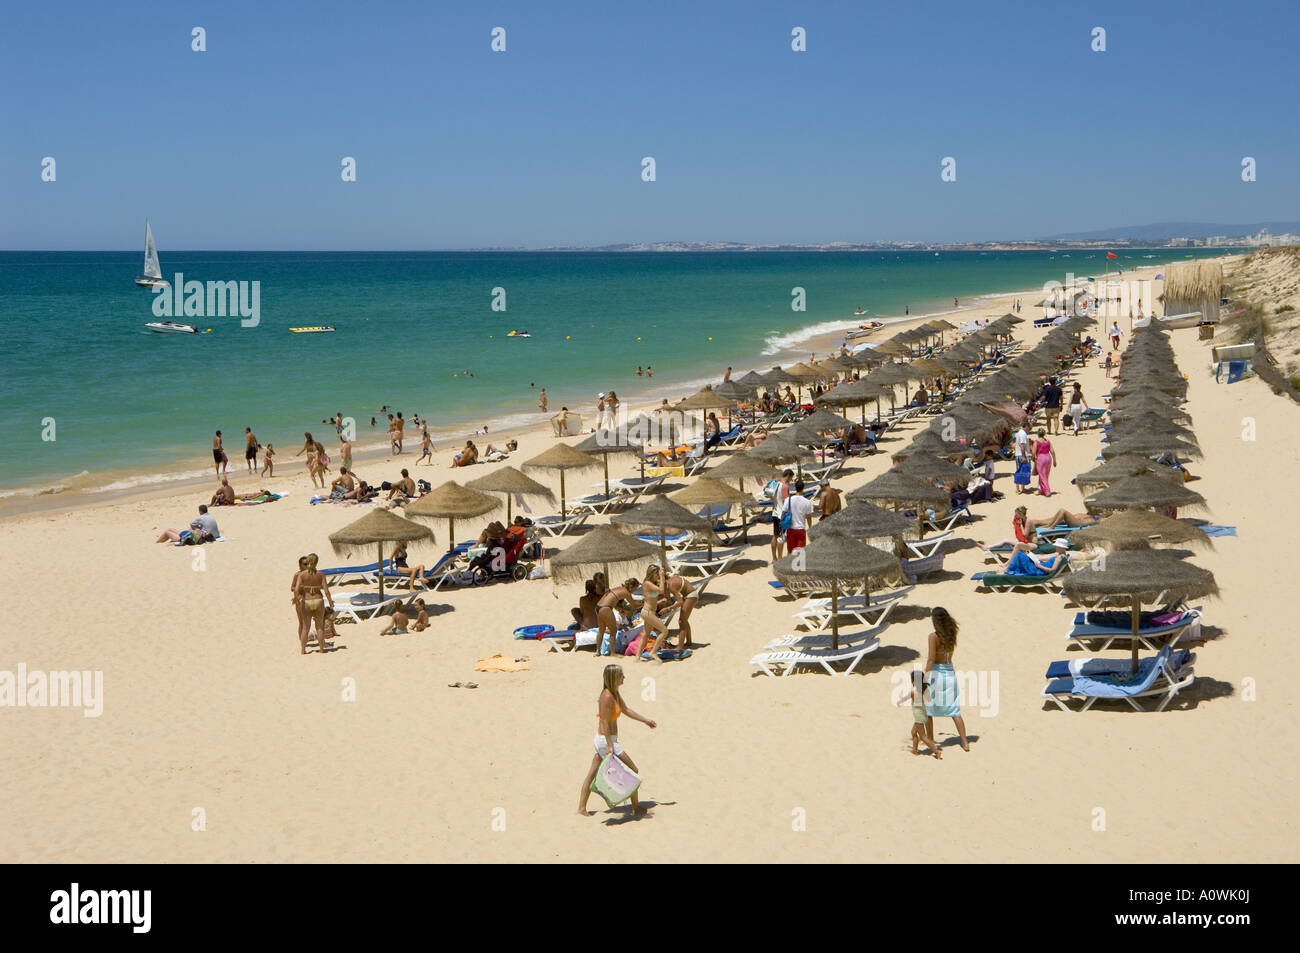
290,326 -> 336,334
146,321 -> 198,334
135,221 -> 170,288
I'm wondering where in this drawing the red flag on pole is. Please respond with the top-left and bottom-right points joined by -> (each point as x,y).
1106,252 -> 1118,258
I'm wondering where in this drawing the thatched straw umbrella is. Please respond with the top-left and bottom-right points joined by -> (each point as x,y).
522,443 -> 601,519
1085,473 -> 1206,515
672,477 -> 755,543
734,370 -> 767,389
771,531 -> 904,650
1101,427 -> 1202,461
1073,508 -> 1212,551
328,509 -> 435,598
928,403 -> 1005,442
406,481 -> 502,554
708,453 -> 778,514
1108,401 -> 1193,425
611,495 -> 715,576
811,500 -> 916,542
799,406 -> 856,434
890,429 -> 968,462
896,452 -> 972,487
1074,455 -> 1184,492
1108,413 -> 1198,444
780,418 -> 841,450
745,434 -> 814,477
549,526 -> 661,587
760,365 -> 801,387
465,466 -> 555,524
815,379 -> 883,424
847,468 -> 950,537
574,429 -> 644,498
1062,546 -> 1218,675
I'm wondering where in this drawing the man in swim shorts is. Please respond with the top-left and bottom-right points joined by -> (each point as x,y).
244,427 -> 259,473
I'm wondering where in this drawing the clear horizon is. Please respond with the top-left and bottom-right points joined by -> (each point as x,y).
4,0 -> 1298,250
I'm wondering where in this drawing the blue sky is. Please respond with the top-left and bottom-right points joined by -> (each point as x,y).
3,0 -> 1297,249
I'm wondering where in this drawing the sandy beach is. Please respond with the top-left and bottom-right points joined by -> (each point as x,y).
3,262 -> 1296,864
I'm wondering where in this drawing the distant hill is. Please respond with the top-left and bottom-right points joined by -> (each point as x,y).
1044,222 -> 1300,242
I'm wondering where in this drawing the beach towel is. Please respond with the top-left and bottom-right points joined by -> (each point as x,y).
1201,525 -> 1237,538
925,662 -> 961,717
233,491 -> 287,506
590,753 -> 642,808
474,653 -> 529,673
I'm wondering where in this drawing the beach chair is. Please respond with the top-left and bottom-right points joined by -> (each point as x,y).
923,505 -> 971,533
668,545 -> 748,579
1065,608 -> 1202,653
379,544 -> 472,590
767,577 -> 868,599
321,559 -> 389,586
1214,360 -> 1249,384
1078,408 -> 1107,429
749,633 -> 882,677
904,531 -> 951,559
790,586 -> 914,632
331,591 -> 410,623
972,559 -> 1069,592
532,510 -> 591,537
1042,646 -> 1195,712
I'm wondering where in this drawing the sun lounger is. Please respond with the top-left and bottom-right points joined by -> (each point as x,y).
923,505 -> 971,533
321,559 -> 389,585
532,510 -> 591,537
1042,646 -> 1195,712
1078,408 -> 1107,429
905,531 -> 951,559
668,545 -> 748,579
972,559 -> 1068,592
749,634 -> 881,677
1065,608 -> 1202,653
378,545 -> 472,590
332,591 -> 410,623
767,577 -> 868,599
791,586 -> 914,632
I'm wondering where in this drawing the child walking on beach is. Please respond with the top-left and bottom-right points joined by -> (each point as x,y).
903,672 -> 941,759
261,443 -> 275,477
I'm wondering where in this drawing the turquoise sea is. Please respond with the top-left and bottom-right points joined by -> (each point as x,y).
0,248 -> 1236,495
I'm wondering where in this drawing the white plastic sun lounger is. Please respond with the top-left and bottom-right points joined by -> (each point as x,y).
791,586 -> 915,632
749,634 -> 881,677
1042,647 -> 1195,712
668,545 -> 748,578
904,531 -> 951,559
331,591 -> 410,623
532,510 -> 591,537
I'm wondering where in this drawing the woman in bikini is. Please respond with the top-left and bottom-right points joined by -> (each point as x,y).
644,563 -> 697,651
290,555 -> 309,646
291,553 -> 333,654
577,664 -> 656,817
595,578 -> 640,657
389,542 -> 427,589
637,565 -> 674,661
924,607 -> 969,752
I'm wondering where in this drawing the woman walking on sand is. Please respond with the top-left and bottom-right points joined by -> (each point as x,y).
924,607 -> 969,752
1034,428 -> 1056,496
578,664 -> 656,816
1068,383 -> 1088,436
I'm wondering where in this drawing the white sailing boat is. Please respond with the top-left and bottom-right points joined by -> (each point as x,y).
135,220 -> 170,288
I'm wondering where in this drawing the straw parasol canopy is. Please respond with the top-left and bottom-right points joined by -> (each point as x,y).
406,480 -> 503,553
574,429 -> 645,497
1108,401 -> 1193,425
745,434 -> 815,474
709,451 -> 777,489
328,509 -> 435,598
1108,413 -> 1198,443
772,530 -> 904,649
672,476 -> 755,542
896,453 -> 972,487
1101,427 -> 1202,460
783,362 -> 824,380
549,525 -> 661,587
714,380 -> 755,402
928,404 -> 1005,441
1074,455 -> 1184,491
908,357 -> 949,378
891,429 -> 969,462
800,406 -> 856,432
523,443 -> 601,518
734,370 -> 767,389
611,495 -> 716,575
465,465 -> 555,524
874,339 -> 912,357
1062,546 -> 1218,674
1085,473 -> 1206,514
675,385 -> 738,412
929,318 -> 957,330
847,468 -> 950,537
1073,508 -> 1212,551
760,365 -> 801,385
811,500 -> 917,541
781,418 -> 841,448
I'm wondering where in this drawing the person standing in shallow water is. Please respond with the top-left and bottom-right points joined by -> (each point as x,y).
924,607 -> 969,752
578,664 -> 656,817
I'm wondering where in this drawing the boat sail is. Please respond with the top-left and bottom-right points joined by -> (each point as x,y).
135,221 -> 170,288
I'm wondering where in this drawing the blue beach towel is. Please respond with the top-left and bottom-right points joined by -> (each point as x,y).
1201,525 -> 1237,537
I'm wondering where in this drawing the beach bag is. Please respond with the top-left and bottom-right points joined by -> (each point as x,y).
1062,413 -> 1074,428
599,631 -> 612,656
589,753 -> 642,808
779,512 -> 793,532
1013,461 -> 1031,485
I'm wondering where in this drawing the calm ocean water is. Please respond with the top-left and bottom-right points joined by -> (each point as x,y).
0,248 -> 1234,494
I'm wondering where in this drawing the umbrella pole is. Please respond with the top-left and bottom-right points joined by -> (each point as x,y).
604,457 -> 610,499
1131,602 -> 1140,676
378,542 -> 385,599
506,495 -> 512,524
561,471 -> 567,520
448,517 -> 456,553
831,578 -> 840,651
